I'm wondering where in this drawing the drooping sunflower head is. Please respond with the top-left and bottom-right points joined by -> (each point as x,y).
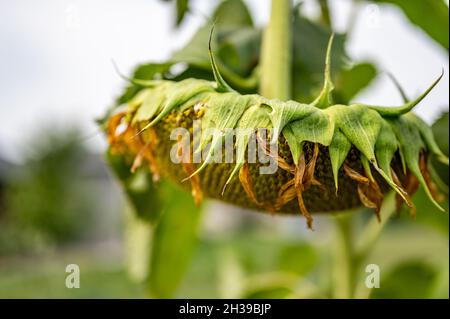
104,36 -> 448,229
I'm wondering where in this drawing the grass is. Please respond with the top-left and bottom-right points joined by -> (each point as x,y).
0,248 -> 145,298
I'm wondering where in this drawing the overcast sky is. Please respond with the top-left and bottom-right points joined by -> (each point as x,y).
0,0 -> 448,162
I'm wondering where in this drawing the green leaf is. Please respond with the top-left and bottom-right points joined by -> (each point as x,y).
148,181 -> 203,298
409,112 -> 448,164
389,114 -> 445,210
244,286 -> 292,299
292,15 -> 348,102
334,62 -> 377,104
213,0 -> 254,27
175,0 -> 189,26
277,243 -> 318,276
217,27 -> 261,77
171,23 -> 260,90
411,187 -> 449,235
371,261 -> 438,298
242,273 -> 298,299
160,0 -> 190,26
373,0 -> 449,51
107,150 -> 203,297
106,150 -> 162,223
114,3 -> 375,109
432,112 -> 449,156
431,111 -> 449,186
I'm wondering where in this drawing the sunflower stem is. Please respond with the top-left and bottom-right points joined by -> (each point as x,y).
333,213 -> 356,298
332,194 -> 396,299
260,0 -> 292,100
355,193 -> 396,262
353,194 -> 396,298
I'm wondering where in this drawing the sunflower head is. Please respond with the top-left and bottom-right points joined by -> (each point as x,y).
104,36 -> 448,229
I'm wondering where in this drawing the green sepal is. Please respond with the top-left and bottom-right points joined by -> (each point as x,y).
329,129 -> 351,193
390,115 -> 445,211
311,34 -> 335,109
375,120 -> 399,179
359,70 -> 444,117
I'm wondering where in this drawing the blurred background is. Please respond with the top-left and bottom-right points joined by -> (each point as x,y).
0,0 -> 448,298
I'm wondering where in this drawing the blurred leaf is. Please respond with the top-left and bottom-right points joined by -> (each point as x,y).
371,261 -> 437,298
171,24 -> 214,69
106,150 -> 162,223
433,111 -> 449,155
291,14 -> 352,102
217,28 -> 260,77
431,111 -> 449,185
160,0 -> 190,26
175,0 -> 189,26
5,129 -> 94,246
373,0 -> 449,50
107,151 -> 203,297
277,243 -> 318,276
242,273 -> 298,299
406,112 -> 449,234
171,0 -> 255,78
411,187 -> 449,235
408,187 -> 449,235
148,181 -> 203,298
245,286 -> 292,299
429,266 -> 449,298
334,62 -> 377,104
114,5 -> 375,108
213,0 -> 254,27
114,1 -> 259,106
170,23 -> 260,85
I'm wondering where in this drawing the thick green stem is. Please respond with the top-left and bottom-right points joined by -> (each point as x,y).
353,193 -> 396,298
332,194 -> 396,299
124,205 -> 153,285
260,0 -> 292,100
332,213 -> 356,298
355,193 -> 396,262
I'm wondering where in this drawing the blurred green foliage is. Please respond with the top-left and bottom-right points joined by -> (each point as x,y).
147,180 -> 203,298
105,0 -> 448,300
107,150 -> 162,223
0,254 -> 144,298
372,261 -> 437,298
432,112 -> 449,185
0,128 -> 96,254
107,149 -> 203,298
0,0 -> 447,299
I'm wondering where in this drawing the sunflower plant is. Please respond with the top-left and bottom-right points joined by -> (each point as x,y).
100,0 -> 449,298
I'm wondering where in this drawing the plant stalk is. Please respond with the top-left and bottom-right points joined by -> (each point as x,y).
259,0 -> 292,100
333,194 -> 396,299
332,213 -> 356,298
